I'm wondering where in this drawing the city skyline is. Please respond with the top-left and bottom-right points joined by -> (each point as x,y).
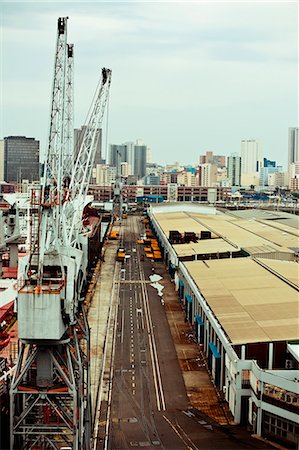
1,1 -> 298,168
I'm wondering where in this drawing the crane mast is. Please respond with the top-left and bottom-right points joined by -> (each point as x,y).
10,17 -> 111,450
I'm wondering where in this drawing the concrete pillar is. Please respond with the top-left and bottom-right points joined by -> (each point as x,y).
220,344 -> 224,390
9,243 -> 18,267
241,345 -> 246,360
205,321 -> 209,354
234,367 -> 242,424
268,342 -> 273,370
256,408 -> 262,436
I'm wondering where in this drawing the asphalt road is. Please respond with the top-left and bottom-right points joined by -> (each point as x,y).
94,214 -> 273,450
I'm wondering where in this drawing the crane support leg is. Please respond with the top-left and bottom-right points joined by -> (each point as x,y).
10,305 -> 91,450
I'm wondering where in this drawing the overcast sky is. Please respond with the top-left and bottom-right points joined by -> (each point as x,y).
1,1 -> 298,168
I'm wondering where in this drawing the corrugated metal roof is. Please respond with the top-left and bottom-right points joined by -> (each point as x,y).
173,239 -> 238,257
226,208 -> 299,230
183,258 -> 299,345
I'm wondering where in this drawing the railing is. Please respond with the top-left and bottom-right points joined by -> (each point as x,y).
262,393 -> 299,415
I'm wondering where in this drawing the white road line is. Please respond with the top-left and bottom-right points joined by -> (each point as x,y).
140,265 -> 166,411
121,309 -> 125,344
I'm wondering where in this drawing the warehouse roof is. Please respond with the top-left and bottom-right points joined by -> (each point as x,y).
173,239 -> 239,258
183,258 -> 299,345
151,207 -> 297,257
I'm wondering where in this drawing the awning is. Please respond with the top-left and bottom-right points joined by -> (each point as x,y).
185,294 -> 192,304
179,279 -> 184,287
195,314 -> 203,325
209,342 -> 221,358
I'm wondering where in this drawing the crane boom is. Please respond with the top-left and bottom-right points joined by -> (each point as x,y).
10,17 -> 111,449
63,68 -> 112,247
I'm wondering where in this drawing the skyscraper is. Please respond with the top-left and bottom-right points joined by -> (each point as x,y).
109,144 -> 128,168
134,144 -> 147,179
109,140 -> 147,180
4,136 -> 40,182
288,127 -> 299,165
240,139 -> 263,174
74,126 -> 102,165
0,140 -> 4,181
227,153 -> 241,186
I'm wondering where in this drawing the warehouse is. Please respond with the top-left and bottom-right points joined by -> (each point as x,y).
148,203 -> 299,448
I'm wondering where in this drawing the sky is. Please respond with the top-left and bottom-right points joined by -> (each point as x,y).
1,1 -> 298,168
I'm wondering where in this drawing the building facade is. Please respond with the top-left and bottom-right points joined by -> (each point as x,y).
0,140 -> 4,181
199,163 -> 218,187
4,136 -> 39,182
288,127 -> 299,166
74,126 -> 103,165
133,144 -> 147,179
109,140 -> 147,180
200,151 -> 226,167
240,139 -> 263,175
227,153 -> 241,186
148,204 -> 299,449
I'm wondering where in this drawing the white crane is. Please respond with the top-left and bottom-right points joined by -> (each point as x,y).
10,17 -> 111,450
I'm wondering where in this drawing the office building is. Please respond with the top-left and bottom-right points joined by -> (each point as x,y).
240,139 -> 263,174
94,164 -> 116,185
177,171 -> 197,187
268,172 -> 289,188
0,140 -> 4,181
109,140 -> 147,180
289,162 -> 299,191
227,154 -> 241,186
200,151 -> 226,168
288,127 -> 299,166
264,158 -> 276,168
109,144 -> 127,168
199,163 -> 217,187
74,126 -> 102,165
144,174 -> 160,186
4,136 -> 39,182
260,166 -> 279,186
133,143 -> 147,179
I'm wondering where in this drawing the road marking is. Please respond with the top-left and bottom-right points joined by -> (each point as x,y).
162,415 -> 193,450
121,309 -> 125,344
176,421 -> 200,449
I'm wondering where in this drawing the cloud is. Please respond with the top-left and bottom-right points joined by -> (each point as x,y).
1,1 -> 298,168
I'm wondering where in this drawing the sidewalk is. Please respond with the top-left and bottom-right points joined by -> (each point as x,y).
88,236 -> 118,419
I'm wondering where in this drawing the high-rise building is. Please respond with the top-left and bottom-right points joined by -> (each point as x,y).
199,163 -> 217,187
260,166 -> 279,186
200,151 -> 226,167
144,174 -> 160,185
177,171 -> 197,186
268,172 -> 289,189
0,140 -> 4,181
109,140 -> 147,179
289,161 -> 299,191
134,144 -> 147,179
263,158 -> 276,168
74,126 -> 103,165
240,139 -> 263,174
109,144 -> 128,168
288,127 -> 299,165
4,136 -> 39,182
94,164 -> 116,185
227,154 -> 241,186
